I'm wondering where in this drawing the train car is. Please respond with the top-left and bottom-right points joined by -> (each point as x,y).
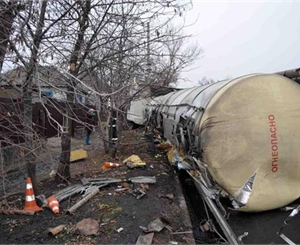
145,73 -> 300,213
126,98 -> 152,126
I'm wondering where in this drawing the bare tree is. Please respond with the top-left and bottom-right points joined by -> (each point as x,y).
3,0 -> 78,190
55,0 -> 117,183
22,0 -> 48,192
3,0 -> 49,192
50,0 -> 195,181
0,0 -> 24,72
0,0 -> 200,187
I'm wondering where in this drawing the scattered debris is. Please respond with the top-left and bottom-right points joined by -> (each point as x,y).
133,188 -> 146,200
140,183 -> 149,190
158,193 -> 174,200
48,224 -> 66,236
166,147 -> 193,170
123,154 -> 146,169
116,227 -> 124,233
102,162 -> 121,170
66,187 -> 99,215
82,186 -> 100,197
81,177 -> 122,186
0,128 -> 199,245
129,176 -> 156,184
280,205 -> 299,211
238,232 -> 249,242
70,149 -> 88,162
136,232 -> 154,245
177,161 -> 193,170
166,193 -> 174,200
98,203 -> 110,210
278,204 -> 300,244
0,209 -> 35,216
133,183 -> 150,200
75,218 -> 99,235
115,188 -> 129,193
165,225 -> 173,232
55,184 -> 88,202
156,141 -> 173,152
200,220 -> 210,232
122,182 -> 130,188
167,147 -> 183,167
172,230 -> 193,235
49,169 -> 57,178
140,217 -> 169,233
81,177 -> 90,186
278,233 -> 296,245
82,176 -> 156,186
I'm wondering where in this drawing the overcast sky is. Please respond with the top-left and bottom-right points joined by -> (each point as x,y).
176,0 -> 300,88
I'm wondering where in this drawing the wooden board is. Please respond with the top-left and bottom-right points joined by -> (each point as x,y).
70,149 -> 88,162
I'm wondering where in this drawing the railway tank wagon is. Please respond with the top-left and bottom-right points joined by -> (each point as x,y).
147,73 -> 300,212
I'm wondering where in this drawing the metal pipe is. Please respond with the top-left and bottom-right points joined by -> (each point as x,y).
66,187 -> 99,214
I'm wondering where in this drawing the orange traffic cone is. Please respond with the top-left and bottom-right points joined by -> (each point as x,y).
47,195 -> 59,214
23,177 -> 43,212
102,162 -> 121,169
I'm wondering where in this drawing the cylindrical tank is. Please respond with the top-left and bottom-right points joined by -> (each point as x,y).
197,74 -> 300,211
149,73 -> 300,212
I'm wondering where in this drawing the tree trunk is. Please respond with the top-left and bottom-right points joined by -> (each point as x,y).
23,0 -> 48,193
55,132 -> 71,183
55,0 -> 91,182
55,91 -> 73,183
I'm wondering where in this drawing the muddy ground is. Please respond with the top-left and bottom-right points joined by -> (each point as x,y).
0,129 -> 195,244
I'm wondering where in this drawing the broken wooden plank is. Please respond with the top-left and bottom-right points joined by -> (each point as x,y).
70,149 -> 87,162
48,225 -> 66,236
66,188 -> 99,214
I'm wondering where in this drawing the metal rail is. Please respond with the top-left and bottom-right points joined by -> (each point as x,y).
187,171 -> 242,245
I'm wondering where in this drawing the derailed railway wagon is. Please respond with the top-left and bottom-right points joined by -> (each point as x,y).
139,70 -> 300,244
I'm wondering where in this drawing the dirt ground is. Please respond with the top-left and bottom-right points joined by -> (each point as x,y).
0,129 -> 195,244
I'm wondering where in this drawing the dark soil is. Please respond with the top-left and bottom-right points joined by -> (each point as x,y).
0,129 -> 195,244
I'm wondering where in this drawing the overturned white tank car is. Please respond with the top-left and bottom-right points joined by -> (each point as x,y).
145,73 -> 300,212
